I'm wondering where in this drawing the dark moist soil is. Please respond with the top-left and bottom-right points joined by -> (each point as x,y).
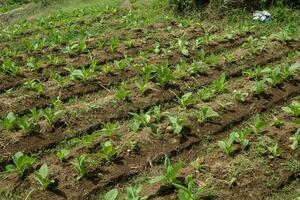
13,70 -> 300,200
0,39 -> 298,164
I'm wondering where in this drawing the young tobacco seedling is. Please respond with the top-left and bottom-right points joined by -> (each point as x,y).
249,114 -> 268,135
109,37 -> 119,52
1,60 -> 22,76
267,143 -> 282,159
69,68 -> 95,83
155,63 -> 175,87
56,149 -> 71,161
193,107 -> 219,123
129,111 -> 151,132
117,82 -> 130,101
150,157 -> 183,185
177,92 -> 194,109
282,101 -> 300,117
218,133 -> 236,156
233,90 -> 249,103
6,152 -> 36,175
0,112 -> 17,130
196,87 -> 214,102
126,185 -> 146,200
251,80 -> 266,95
271,115 -> 284,128
231,130 -> 249,149
35,164 -> 54,190
101,141 -> 118,162
17,116 -> 35,135
289,129 -> 300,150
165,114 -> 188,137
174,176 -> 201,200
24,80 -> 44,96
41,108 -> 61,125
26,57 -> 41,71
213,73 -> 227,94
151,106 -> 162,122
72,154 -> 90,180
100,123 -> 119,138
99,189 -> 118,200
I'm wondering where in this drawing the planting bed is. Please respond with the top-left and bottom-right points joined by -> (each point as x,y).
0,1 -> 300,200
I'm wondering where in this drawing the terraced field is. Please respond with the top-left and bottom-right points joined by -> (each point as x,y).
0,1 -> 300,199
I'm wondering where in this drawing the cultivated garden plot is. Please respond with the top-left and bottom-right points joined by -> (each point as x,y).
0,1 -> 300,199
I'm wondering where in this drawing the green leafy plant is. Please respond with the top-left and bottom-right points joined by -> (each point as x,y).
129,111 -> 151,132
99,189 -> 118,200
68,67 -> 95,83
100,123 -> 119,138
231,130 -> 249,148
35,164 -> 54,190
174,176 -> 201,200
267,143 -> 282,159
150,157 -> 183,185
24,80 -> 44,96
56,149 -> 71,161
165,114 -> 188,137
192,107 -> 219,123
41,108 -> 61,125
271,115 -> 284,128
196,87 -> 214,102
251,80 -> 266,95
218,133 -> 236,156
26,57 -> 41,71
243,65 -> 265,80
289,129 -> 300,150
109,37 -> 120,52
233,90 -> 249,103
213,73 -> 227,94
155,63 -> 175,87
0,112 -> 17,130
264,67 -> 284,87
5,152 -> 36,175
126,185 -> 146,200
72,154 -> 91,180
249,114 -> 268,135
279,62 -> 300,79
177,92 -> 194,109
282,101 -> 300,117
117,82 -> 130,101
17,116 -> 35,135
1,60 -> 22,76
101,141 -> 118,162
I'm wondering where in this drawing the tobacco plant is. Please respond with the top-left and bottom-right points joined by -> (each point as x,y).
282,101 -> 300,117
129,111 -> 151,132
126,185 -> 146,200
41,108 -> 62,125
177,92 -> 194,109
117,82 -> 130,101
1,60 -> 22,76
56,149 -> 71,161
5,152 -> 36,176
150,157 -> 183,185
213,73 -> 227,94
155,63 -> 175,87
99,189 -> 118,200
218,133 -> 236,156
0,112 -> 17,130
192,107 -> 219,123
35,164 -> 54,190
196,87 -> 214,102
72,154 -> 91,180
68,67 -> 95,83
251,80 -> 266,95
249,114 -> 268,135
101,141 -> 118,162
174,176 -> 201,200
267,143 -> 282,159
100,123 -> 119,138
24,80 -> 44,96
165,114 -> 188,137
233,90 -> 249,103
289,129 -> 300,150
